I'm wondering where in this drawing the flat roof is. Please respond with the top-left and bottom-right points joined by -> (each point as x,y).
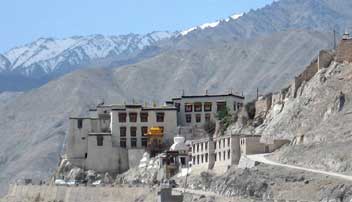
88,133 -> 112,136
172,93 -> 244,100
69,117 -> 98,120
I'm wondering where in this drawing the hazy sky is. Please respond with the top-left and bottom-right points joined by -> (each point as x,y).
0,0 -> 273,52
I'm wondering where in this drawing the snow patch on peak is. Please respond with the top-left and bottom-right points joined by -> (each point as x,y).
180,13 -> 243,36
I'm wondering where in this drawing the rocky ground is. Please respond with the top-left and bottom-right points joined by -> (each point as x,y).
227,61 -> 352,176
176,164 -> 352,202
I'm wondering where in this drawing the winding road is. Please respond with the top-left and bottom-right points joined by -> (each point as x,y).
246,154 -> 352,181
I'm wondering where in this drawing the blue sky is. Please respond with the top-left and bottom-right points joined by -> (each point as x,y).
0,0 -> 273,52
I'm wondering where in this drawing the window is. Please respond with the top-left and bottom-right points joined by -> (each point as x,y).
185,104 -> 193,112
228,150 -> 230,159
141,126 -> 148,136
118,113 -> 127,122
237,102 -> 243,110
217,101 -> 226,112
201,143 -> 203,151
77,119 -> 83,129
97,136 -> 104,146
120,127 -> 126,137
193,144 -> 195,153
219,152 -> 221,161
142,138 -> 148,147
228,138 -> 230,147
193,156 -> 195,165
204,102 -> 212,112
201,155 -> 204,163
140,112 -> 148,122
159,126 -> 164,133
219,140 -> 221,149
194,103 -> 202,112
234,101 -> 237,111
197,155 -> 199,164
129,112 -> 137,122
196,114 -> 201,123
186,114 -> 192,123
214,153 -> 217,161
205,153 -> 208,162
175,103 -> 181,112
205,114 -> 211,122
205,142 -> 208,150
120,138 -> 126,148
130,127 -> 137,137
156,112 -> 165,122
85,153 -> 88,159
223,151 -> 226,160
131,138 -> 137,148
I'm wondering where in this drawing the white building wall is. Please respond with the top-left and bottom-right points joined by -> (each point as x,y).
66,118 -> 91,168
86,134 -> 129,173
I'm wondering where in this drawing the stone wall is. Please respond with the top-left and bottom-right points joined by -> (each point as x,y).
336,39 -> 352,63
255,94 -> 272,118
293,60 -> 318,98
2,185 -> 156,202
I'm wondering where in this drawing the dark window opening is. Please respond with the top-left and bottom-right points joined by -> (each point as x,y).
129,113 -> 138,122
217,102 -> 226,112
194,103 -> 202,112
77,119 -> 83,129
142,138 -> 148,147
120,127 -> 126,137
156,112 -> 165,122
204,102 -> 212,112
140,112 -> 148,122
141,126 -> 148,136
131,138 -> 137,148
196,114 -> 201,123
130,127 -> 137,137
97,136 -> 104,146
185,104 -> 193,112
120,138 -> 126,148
186,114 -> 192,123
205,114 -> 211,122
118,113 -> 127,122
85,153 -> 88,159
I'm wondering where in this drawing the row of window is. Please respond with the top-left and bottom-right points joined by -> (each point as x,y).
119,126 -> 163,137
192,138 -> 231,153
192,150 -> 231,165
185,113 -> 211,123
180,101 -> 243,113
119,137 -> 148,148
118,112 -> 165,123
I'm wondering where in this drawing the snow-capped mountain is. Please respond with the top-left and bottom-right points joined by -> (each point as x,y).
1,31 -> 175,78
0,54 -> 10,71
180,13 -> 243,36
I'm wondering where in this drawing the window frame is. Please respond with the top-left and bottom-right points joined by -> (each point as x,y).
97,136 -> 104,146
156,112 -> 165,122
204,102 -> 212,112
140,112 -> 148,122
185,114 -> 192,123
118,112 -> 127,123
129,112 -> 138,122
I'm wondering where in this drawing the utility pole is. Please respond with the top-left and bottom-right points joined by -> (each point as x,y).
333,29 -> 337,50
